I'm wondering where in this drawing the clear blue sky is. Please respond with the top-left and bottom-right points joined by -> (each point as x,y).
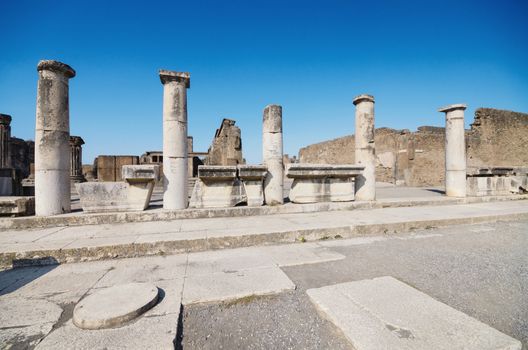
1,0 -> 527,164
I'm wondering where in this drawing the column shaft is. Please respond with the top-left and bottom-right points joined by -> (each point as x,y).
35,60 -> 75,216
439,104 -> 467,197
353,94 -> 376,201
0,114 -> 11,168
160,70 -> 190,209
263,105 -> 284,205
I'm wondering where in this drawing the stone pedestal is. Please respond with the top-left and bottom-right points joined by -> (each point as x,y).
160,70 -> 190,210
353,94 -> 376,201
466,167 -> 527,196
238,165 -> 267,206
0,196 -> 35,216
0,114 -> 11,168
439,104 -> 467,197
286,164 -> 364,203
189,165 -> 246,208
77,165 -> 159,213
35,60 -> 75,216
263,105 -> 284,205
70,136 -> 85,182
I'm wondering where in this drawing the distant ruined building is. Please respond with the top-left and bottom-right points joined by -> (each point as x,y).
0,113 -> 85,195
298,108 -> 528,187
204,118 -> 244,166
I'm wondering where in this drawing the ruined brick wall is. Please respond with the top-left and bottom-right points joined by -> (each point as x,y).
95,155 -> 139,181
298,108 -> 527,187
467,108 -> 528,168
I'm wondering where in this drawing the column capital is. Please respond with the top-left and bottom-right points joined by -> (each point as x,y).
70,135 -> 85,146
353,94 -> 375,105
37,60 -> 76,78
0,114 -> 12,126
159,70 -> 190,88
438,103 -> 467,113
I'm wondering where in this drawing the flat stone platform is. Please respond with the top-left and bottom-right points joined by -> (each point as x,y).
307,276 -> 521,349
1,199 -> 528,269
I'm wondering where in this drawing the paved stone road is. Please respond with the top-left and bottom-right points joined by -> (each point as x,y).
180,220 -> 528,349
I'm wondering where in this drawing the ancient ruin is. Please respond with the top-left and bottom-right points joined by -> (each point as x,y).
34,60 -> 75,216
160,70 -> 190,210
205,119 -> 244,166
299,108 -> 528,190
77,165 -> 159,212
262,105 -> 284,205
353,94 -> 376,201
70,136 -> 85,182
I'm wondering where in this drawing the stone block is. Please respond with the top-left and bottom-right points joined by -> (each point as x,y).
77,165 -> 159,213
239,165 -> 267,207
307,276 -> 521,350
286,164 -> 364,203
466,168 -> 528,197
189,165 -> 246,208
0,196 -> 35,216
121,165 -> 160,182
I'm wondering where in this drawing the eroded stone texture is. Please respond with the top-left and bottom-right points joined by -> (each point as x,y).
353,95 -> 376,201
35,60 -> 75,216
77,165 -> 159,213
439,104 -> 467,197
466,167 -> 528,196
160,70 -> 190,210
286,164 -> 364,203
73,283 -> 159,330
263,105 -> 284,205
300,108 -> 528,188
205,119 -> 244,166
189,165 -> 246,208
0,196 -> 35,216
69,136 -> 85,182
238,165 -> 267,206
0,113 -> 11,168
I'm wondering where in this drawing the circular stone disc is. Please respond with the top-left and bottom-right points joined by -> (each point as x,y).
73,282 -> 159,330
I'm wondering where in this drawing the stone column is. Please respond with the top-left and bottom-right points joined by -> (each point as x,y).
70,136 -> 85,182
0,114 -> 12,168
438,104 -> 467,197
353,94 -> 376,201
262,104 -> 284,205
159,70 -> 190,209
35,60 -> 75,216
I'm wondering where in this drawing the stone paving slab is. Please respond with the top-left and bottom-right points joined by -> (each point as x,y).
0,241 -> 345,348
307,276 -> 522,350
1,200 -> 528,269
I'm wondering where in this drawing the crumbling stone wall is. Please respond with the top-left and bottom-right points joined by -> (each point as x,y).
10,138 -> 34,179
467,108 -> 528,168
299,108 -> 527,187
205,119 -> 244,166
94,155 -> 139,181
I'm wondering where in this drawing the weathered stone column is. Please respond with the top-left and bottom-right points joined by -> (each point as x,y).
262,105 -> 284,205
70,136 -> 85,182
159,70 -> 190,209
0,114 -> 12,168
35,60 -> 75,216
353,94 -> 376,201
438,104 -> 467,197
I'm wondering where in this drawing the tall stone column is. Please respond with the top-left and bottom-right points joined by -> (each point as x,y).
0,114 -> 11,168
438,104 -> 467,197
35,60 -> 75,216
70,136 -> 85,182
262,104 -> 284,205
353,94 -> 376,201
159,70 -> 190,209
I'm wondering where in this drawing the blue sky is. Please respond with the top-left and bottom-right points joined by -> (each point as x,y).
1,0 -> 527,164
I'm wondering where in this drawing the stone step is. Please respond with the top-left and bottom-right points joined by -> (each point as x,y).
1,200 -> 528,269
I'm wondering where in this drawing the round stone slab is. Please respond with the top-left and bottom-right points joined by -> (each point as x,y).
73,283 -> 159,330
